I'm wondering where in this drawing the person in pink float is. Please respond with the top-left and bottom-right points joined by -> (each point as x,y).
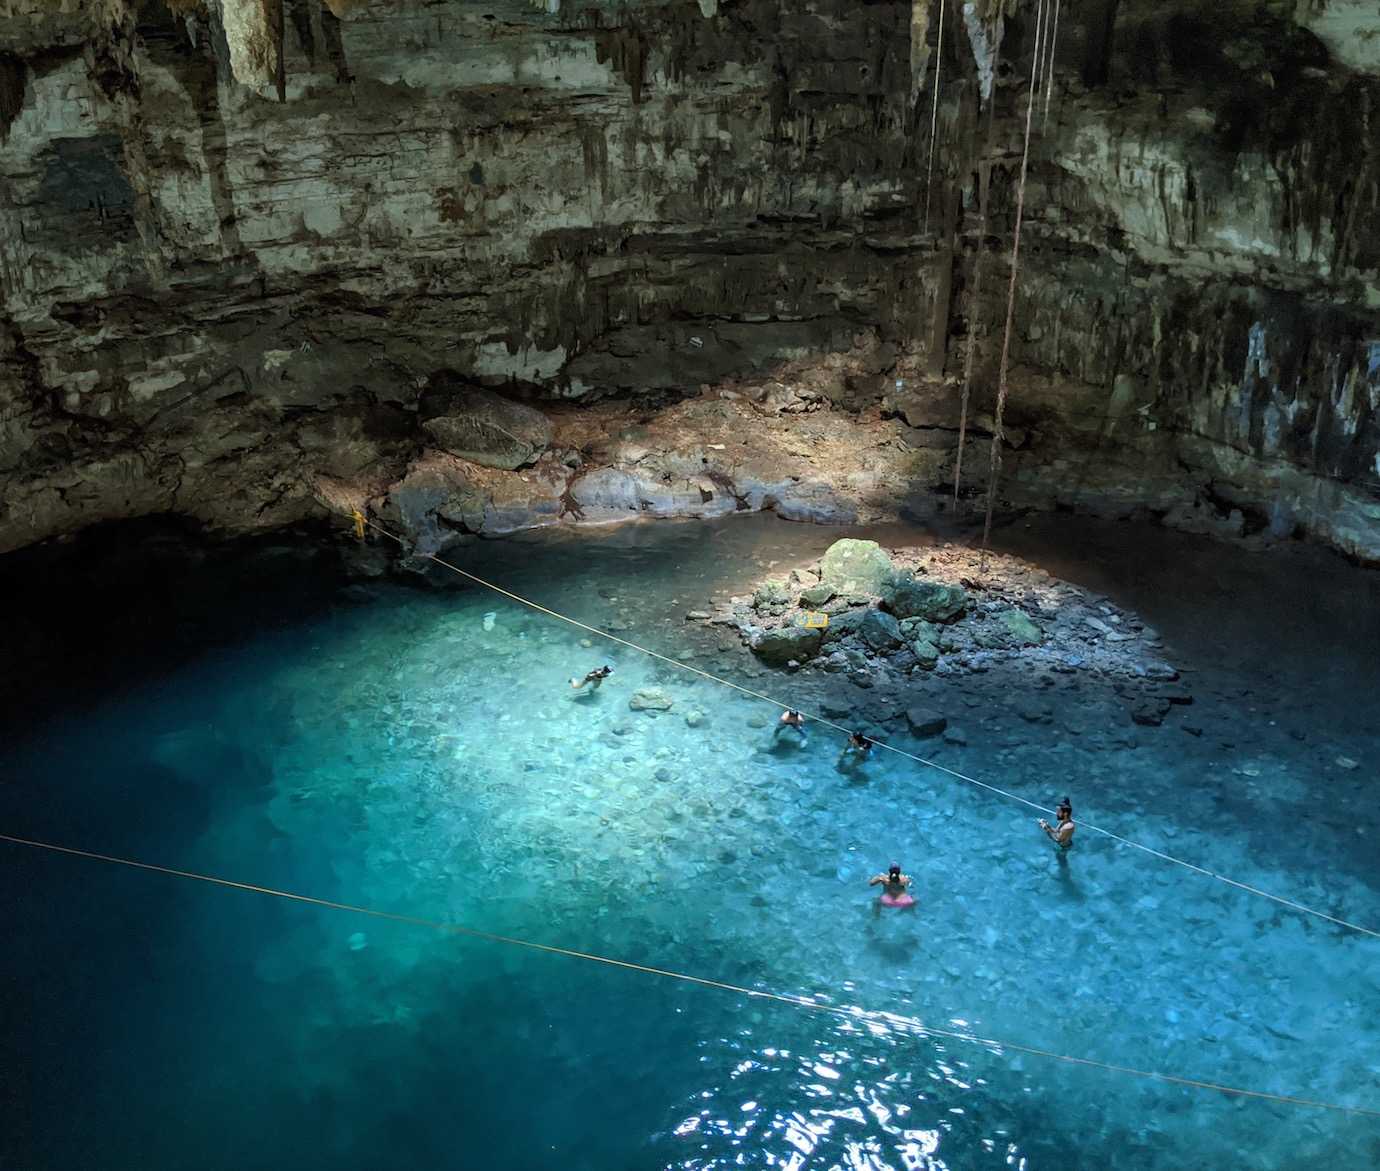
869,863 -> 915,908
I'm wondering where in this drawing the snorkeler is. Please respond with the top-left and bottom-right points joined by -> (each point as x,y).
1038,796 -> 1075,850
869,863 -> 916,908
570,665 -> 613,690
773,708 -> 808,747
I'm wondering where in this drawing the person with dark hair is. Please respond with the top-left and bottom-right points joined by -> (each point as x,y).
869,863 -> 915,908
838,730 -> 873,771
773,708 -> 808,748
570,665 -> 613,691
1038,796 -> 1075,850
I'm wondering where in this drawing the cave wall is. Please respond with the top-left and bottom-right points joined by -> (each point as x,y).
0,0 -> 1377,559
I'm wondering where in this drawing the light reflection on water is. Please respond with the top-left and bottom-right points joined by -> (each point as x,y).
3,513 -> 1378,1170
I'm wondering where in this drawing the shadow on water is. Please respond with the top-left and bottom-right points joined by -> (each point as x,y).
4,508 -> 1379,1170
0,516 -> 357,742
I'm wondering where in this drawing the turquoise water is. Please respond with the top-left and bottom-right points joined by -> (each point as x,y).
3,515 -> 1378,1170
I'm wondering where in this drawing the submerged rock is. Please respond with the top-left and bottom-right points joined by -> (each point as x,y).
906,706 -> 947,737
752,624 -> 823,665
630,688 -> 674,711
882,574 -> 968,622
1129,696 -> 1171,726
818,539 -> 895,595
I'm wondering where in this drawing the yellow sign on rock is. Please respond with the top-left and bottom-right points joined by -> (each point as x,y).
800,611 -> 830,630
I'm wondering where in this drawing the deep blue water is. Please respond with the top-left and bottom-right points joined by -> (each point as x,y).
3,515 -> 1378,1169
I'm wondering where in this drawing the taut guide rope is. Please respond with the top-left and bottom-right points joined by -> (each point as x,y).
355,515 -> 1378,943
922,0 -> 947,237
4,831 -> 1376,1120
1043,0 -> 1061,131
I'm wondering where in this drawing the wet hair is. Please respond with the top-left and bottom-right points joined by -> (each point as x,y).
888,863 -> 901,881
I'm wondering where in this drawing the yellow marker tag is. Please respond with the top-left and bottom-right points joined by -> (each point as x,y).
351,509 -> 366,541
800,611 -> 829,630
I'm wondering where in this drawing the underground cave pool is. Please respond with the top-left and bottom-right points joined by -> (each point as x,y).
2,512 -> 1377,1170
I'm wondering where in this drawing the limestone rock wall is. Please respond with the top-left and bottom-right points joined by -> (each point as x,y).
0,0 -> 1376,560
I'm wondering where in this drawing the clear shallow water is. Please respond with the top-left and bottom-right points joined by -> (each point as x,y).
3,515 -> 1378,1170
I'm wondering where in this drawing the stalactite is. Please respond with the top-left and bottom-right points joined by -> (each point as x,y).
1082,0 -> 1120,89
923,0 -> 946,236
1042,0 -> 1060,130
0,54 -> 26,143
952,78 -> 1000,507
274,0 -> 286,102
981,0 -> 1043,549
910,0 -> 933,106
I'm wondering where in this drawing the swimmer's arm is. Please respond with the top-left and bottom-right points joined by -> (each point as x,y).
1039,820 -> 1073,844
868,875 -> 884,886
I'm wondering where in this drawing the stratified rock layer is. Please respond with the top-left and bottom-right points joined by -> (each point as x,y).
0,0 -> 1376,560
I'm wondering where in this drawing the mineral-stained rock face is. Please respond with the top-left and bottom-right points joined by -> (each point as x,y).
0,0 -> 1377,560
420,385 -> 552,471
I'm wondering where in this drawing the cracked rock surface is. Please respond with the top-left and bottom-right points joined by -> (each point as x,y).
0,0 -> 1376,560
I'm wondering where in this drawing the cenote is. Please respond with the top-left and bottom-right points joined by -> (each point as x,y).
3,513 -> 1377,1170
6,0 -> 1380,1166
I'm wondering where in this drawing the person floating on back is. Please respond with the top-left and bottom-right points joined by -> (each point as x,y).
869,863 -> 915,908
1038,796 -> 1075,850
773,708 -> 808,748
570,665 -> 613,691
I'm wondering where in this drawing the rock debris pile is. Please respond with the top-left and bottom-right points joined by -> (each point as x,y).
692,538 -> 1191,729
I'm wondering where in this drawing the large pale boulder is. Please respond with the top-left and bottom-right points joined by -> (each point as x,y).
422,389 -> 552,469
818,539 -> 895,594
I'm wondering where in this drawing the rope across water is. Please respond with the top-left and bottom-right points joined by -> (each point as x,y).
359,515 -> 1378,942
4,831 -> 1376,1119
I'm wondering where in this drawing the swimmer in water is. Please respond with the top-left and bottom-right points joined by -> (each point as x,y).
570,664 -> 613,690
773,708 -> 808,747
838,730 -> 873,771
1038,796 -> 1075,850
868,863 -> 914,906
